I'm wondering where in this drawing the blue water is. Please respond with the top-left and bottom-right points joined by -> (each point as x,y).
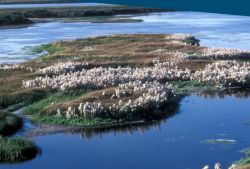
1,11 -> 250,63
1,92 -> 250,169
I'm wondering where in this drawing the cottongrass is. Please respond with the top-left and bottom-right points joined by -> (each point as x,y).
0,64 -> 35,72
192,61 -> 250,88
202,163 -> 237,169
55,81 -> 175,119
164,33 -> 199,46
24,63 -> 191,91
0,64 -> 23,71
36,61 -> 89,75
24,59 -> 250,91
187,48 -> 250,60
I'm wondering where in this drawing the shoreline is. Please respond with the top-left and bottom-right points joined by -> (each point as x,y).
1,33 -> 250,166
0,5 -> 170,26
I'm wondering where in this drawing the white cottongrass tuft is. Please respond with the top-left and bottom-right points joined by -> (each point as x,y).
36,61 -> 89,75
192,61 -> 250,88
55,81 -> 175,119
187,48 -> 250,60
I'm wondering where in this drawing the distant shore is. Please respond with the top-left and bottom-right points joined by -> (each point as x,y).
0,5 -> 170,26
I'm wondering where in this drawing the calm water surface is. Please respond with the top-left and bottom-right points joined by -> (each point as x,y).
1,92 -> 250,169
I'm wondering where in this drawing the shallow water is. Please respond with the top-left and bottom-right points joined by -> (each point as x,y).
1,11 -> 250,63
1,92 -> 250,169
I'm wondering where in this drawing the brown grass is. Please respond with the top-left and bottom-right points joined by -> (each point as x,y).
26,34 -> 210,69
237,165 -> 250,169
1,34 -> 212,109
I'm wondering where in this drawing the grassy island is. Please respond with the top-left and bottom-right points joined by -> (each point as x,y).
0,111 -> 39,163
1,34 -> 250,128
0,137 -> 39,163
0,111 -> 22,136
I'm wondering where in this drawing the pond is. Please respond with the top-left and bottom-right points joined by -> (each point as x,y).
1,92 -> 250,169
1,11 -> 250,63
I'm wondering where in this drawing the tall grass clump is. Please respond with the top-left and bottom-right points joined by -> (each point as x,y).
0,137 -> 39,163
0,112 -> 22,136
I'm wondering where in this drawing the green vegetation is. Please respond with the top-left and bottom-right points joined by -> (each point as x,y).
0,5 -> 168,26
0,89 -> 48,109
0,112 -> 22,136
32,116 -> 116,126
31,43 -> 63,54
169,80 -> 215,94
0,111 -> 39,163
0,6 -> 167,19
0,137 -> 39,163
0,34 -> 212,127
0,13 -> 31,26
24,89 -> 86,115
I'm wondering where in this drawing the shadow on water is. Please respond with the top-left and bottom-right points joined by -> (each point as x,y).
196,89 -> 250,99
24,89 -> 250,140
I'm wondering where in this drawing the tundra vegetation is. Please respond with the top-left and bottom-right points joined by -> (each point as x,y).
0,6 -> 167,26
0,34 -> 250,166
0,111 -> 39,163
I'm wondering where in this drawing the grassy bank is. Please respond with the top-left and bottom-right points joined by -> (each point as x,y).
0,111 -> 39,163
0,137 -> 39,163
0,5 -> 168,26
0,13 -> 32,26
1,34 -> 250,127
0,34 -> 208,127
0,111 -> 22,136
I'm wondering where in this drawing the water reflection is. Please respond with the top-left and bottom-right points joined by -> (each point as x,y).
78,121 -> 162,140
196,89 -> 250,99
3,91 -> 250,169
26,100 -> 181,139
